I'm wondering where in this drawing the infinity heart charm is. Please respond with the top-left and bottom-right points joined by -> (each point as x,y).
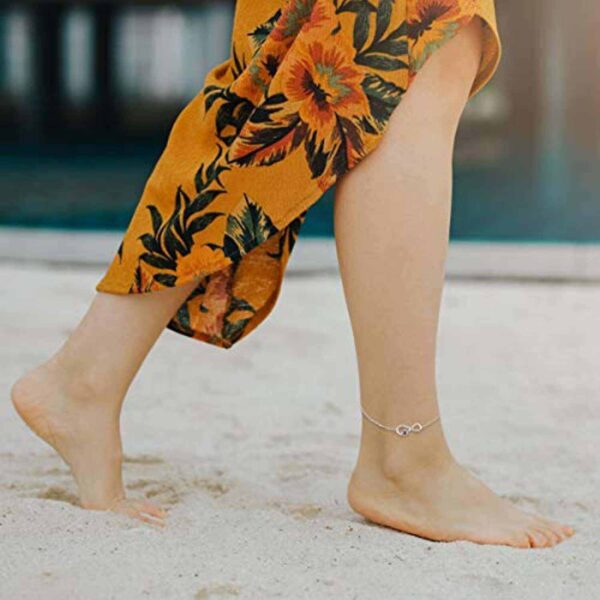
395,422 -> 423,437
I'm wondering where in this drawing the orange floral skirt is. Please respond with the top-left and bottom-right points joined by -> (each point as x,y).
97,0 -> 501,348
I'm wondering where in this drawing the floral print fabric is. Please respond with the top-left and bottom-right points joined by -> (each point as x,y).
97,0 -> 500,348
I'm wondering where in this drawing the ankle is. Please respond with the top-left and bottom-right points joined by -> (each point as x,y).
380,445 -> 456,485
45,352 -> 122,408
355,425 -> 456,486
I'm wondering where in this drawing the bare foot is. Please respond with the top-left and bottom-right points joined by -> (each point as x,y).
348,453 -> 574,548
11,360 -> 166,526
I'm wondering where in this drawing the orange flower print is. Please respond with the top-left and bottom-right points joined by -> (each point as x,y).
228,30 -> 369,182
283,38 -> 369,142
302,0 -> 336,35
234,0 -> 333,105
407,0 -> 474,76
232,0 -> 317,104
229,2 -> 370,178
195,267 -> 233,338
232,28 -> 290,105
271,0 -> 316,42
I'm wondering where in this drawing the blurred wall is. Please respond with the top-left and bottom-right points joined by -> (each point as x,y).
0,0 -> 598,239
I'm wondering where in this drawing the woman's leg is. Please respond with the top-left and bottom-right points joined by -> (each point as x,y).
335,19 -> 574,548
11,280 -> 198,524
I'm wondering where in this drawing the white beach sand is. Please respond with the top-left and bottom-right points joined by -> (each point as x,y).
1,261 -> 598,599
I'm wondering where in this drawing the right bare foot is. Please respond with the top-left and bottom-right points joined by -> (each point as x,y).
11,360 -> 166,526
348,430 -> 575,548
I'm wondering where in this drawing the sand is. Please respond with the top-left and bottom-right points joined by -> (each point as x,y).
1,261 -> 599,599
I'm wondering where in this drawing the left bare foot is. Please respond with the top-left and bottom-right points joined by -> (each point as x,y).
11,358 -> 166,526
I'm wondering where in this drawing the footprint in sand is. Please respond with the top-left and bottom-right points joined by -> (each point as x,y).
127,479 -> 182,506
123,454 -> 164,465
285,503 -> 323,520
192,477 -> 231,498
505,494 -> 542,510
37,486 -> 79,506
195,583 -> 240,599
126,474 -> 231,507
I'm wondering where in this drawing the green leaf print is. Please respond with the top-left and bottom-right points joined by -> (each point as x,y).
147,205 -> 163,235
214,194 -> 279,262
249,10 -> 282,51
137,148 -> 230,285
375,0 -> 394,42
361,73 -> 405,128
353,8 -> 372,52
355,53 -> 408,70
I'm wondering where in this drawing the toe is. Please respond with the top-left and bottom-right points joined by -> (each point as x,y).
540,518 -> 573,543
545,522 -> 566,544
526,528 -> 549,549
137,499 -> 167,519
135,511 -> 166,527
533,526 -> 558,547
544,527 -> 563,545
129,506 -> 166,527
551,520 -> 575,539
532,518 -> 561,544
112,498 -> 166,527
509,531 -> 534,549
562,524 -> 575,538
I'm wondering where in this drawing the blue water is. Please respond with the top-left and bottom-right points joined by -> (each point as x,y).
1,145 -> 599,242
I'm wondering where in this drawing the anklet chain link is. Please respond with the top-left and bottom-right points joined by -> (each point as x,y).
361,408 -> 440,437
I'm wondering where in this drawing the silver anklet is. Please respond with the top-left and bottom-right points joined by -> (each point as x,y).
361,408 -> 440,437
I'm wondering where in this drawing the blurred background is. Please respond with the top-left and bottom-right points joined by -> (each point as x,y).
0,0 -> 598,240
